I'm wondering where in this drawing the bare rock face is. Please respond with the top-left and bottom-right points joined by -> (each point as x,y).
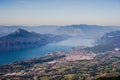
0,28 -> 66,51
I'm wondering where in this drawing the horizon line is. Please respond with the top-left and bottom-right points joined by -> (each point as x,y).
0,24 -> 120,27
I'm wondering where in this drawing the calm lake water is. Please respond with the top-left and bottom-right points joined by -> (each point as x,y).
0,38 -> 94,65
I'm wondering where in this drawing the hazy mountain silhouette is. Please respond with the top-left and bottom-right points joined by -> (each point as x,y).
0,28 -> 67,51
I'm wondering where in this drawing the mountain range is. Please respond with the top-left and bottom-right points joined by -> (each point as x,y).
0,28 -> 67,51
85,30 -> 120,52
1,24 -> 120,52
57,24 -> 120,38
0,24 -> 120,38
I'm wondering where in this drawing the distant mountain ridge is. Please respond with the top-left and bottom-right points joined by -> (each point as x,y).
0,25 -> 60,37
85,30 -> 120,52
0,28 -> 67,51
0,24 -> 120,38
57,24 -> 120,38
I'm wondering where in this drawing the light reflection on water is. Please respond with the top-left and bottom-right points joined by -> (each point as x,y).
0,38 -> 93,65
50,37 -> 94,47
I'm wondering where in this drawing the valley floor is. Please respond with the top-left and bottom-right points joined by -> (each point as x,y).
0,47 -> 120,80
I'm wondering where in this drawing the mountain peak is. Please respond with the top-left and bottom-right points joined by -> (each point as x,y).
15,28 -> 29,33
5,28 -> 31,38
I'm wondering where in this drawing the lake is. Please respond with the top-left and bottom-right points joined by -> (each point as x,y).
0,38 -> 94,65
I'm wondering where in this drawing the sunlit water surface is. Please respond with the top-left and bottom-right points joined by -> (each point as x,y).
0,38 -> 94,65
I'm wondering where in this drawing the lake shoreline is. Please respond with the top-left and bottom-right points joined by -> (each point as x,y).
0,38 -> 93,65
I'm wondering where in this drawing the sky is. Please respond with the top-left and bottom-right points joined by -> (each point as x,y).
0,0 -> 120,26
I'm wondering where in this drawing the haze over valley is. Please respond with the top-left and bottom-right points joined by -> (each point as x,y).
0,0 -> 120,80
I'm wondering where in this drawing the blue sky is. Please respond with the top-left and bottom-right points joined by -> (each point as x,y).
0,0 -> 120,26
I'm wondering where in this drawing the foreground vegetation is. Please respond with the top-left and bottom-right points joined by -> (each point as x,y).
0,48 -> 120,80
